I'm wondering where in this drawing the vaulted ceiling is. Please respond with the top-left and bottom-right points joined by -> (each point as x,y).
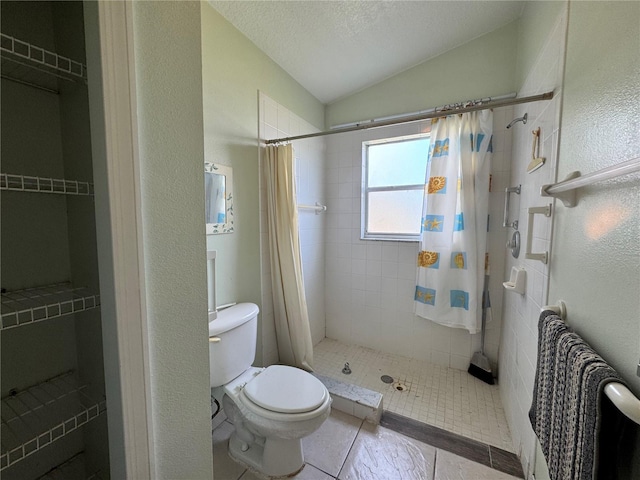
209,1 -> 525,104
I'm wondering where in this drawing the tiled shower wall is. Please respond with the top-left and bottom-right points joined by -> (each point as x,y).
258,92 -> 326,366
324,112 -> 513,372
498,7 -> 567,478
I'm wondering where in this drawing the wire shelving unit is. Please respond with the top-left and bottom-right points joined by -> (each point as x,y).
1,173 -> 94,196
35,451 -> 110,480
0,33 -> 87,93
0,372 -> 106,471
1,283 -> 100,330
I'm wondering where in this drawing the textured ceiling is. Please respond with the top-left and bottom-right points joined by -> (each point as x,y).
209,1 -> 525,104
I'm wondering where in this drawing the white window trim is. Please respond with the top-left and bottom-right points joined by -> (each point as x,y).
361,133 -> 430,242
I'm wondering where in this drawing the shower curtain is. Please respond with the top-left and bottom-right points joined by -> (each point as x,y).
414,110 -> 493,334
264,144 -> 314,371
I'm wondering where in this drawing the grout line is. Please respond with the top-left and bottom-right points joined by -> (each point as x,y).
432,449 -> 438,480
335,418 -> 365,479
488,445 -> 494,469
307,463 -> 336,479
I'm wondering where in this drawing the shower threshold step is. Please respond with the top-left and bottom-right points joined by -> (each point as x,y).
313,373 -> 383,424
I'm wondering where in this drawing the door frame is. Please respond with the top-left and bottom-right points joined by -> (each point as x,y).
85,1 -> 155,478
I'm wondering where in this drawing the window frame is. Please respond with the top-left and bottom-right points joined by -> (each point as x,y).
361,133 -> 430,242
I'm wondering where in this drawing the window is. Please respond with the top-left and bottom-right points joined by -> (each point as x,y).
362,134 -> 430,241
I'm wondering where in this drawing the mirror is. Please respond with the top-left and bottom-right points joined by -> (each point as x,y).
205,163 -> 234,234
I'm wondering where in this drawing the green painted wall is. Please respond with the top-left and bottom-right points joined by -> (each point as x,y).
132,2 -> 213,478
551,1 -> 640,391
325,21 -> 519,127
201,4 -> 324,327
515,1 -> 565,90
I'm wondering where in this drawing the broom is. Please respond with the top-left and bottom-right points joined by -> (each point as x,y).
468,273 -> 494,384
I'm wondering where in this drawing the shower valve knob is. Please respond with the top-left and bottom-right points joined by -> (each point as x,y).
507,231 -> 521,258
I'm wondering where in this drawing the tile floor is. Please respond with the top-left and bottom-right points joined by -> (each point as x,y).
212,409 -> 522,480
314,338 -> 513,451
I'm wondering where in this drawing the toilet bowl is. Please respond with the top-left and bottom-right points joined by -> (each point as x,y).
222,366 -> 331,476
209,303 -> 331,477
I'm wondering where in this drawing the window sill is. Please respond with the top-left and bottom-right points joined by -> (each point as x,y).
360,235 -> 420,243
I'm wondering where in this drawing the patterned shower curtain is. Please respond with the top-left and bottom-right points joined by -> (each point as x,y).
414,110 -> 493,334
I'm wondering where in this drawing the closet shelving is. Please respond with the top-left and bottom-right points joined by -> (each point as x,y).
0,372 -> 106,472
2,2 -> 109,477
0,173 -> 94,196
36,452 -> 109,480
0,33 -> 87,92
1,283 -> 100,330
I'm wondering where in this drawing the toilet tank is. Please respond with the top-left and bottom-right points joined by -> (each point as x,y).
209,303 -> 259,387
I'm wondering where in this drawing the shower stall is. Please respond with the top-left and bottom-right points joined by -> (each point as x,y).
258,91 -> 525,451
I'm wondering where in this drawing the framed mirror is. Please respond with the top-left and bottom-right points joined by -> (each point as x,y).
205,163 -> 234,234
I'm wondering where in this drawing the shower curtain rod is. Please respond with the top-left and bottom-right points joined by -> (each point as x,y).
265,90 -> 554,144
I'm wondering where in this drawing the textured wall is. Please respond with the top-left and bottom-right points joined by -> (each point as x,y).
325,21 -> 518,128
132,2 -> 213,478
550,1 -> 639,389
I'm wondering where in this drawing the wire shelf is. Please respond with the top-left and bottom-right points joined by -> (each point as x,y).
1,372 -> 106,471
87,469 -> 110,480
1,283 -> 100,331
0,33 -> 87,84
1,173 -> 94,196
36,451 -> 109,480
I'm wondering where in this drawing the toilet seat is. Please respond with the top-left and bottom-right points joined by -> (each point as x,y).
243,365 -> 328,414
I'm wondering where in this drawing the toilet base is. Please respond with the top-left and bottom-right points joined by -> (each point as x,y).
228,431 -> 305,478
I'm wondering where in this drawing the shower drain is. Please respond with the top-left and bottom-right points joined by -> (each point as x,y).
392,381 -> 408,392
380,375 -> 394,384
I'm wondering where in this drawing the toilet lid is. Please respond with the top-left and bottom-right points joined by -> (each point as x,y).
243,365 -> 328,414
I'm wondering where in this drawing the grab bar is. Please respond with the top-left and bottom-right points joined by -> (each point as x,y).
503,185 -> 520,229
525,205 -> 552,264
541,155 -> 640,207
541,302 -> 640,425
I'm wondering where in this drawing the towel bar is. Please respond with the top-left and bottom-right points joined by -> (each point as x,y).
541,301 -> 566,320
541,302 -> 640,425
298,202 -> 327,214
604,383 -> 640,425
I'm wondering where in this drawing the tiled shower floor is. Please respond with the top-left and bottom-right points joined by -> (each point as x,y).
314,338 -> 514,452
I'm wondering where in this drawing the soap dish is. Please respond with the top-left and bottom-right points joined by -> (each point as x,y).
503,267 -> 526,294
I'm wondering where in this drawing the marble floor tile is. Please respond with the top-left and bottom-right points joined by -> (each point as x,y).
338,422 -> 436,480
239,463 -> 334,480
212,407 -> 228,431
434,450 -> 521,480
301,409 -> 363,477
212,421 -> 246,480
211,396 -> 521,480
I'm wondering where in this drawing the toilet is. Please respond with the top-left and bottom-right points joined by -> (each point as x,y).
209,303 -> 331,477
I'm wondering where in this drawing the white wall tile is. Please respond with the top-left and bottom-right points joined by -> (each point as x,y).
323,108 -> 512,376
258,93 -> 327,366
497,6 -> 567,472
